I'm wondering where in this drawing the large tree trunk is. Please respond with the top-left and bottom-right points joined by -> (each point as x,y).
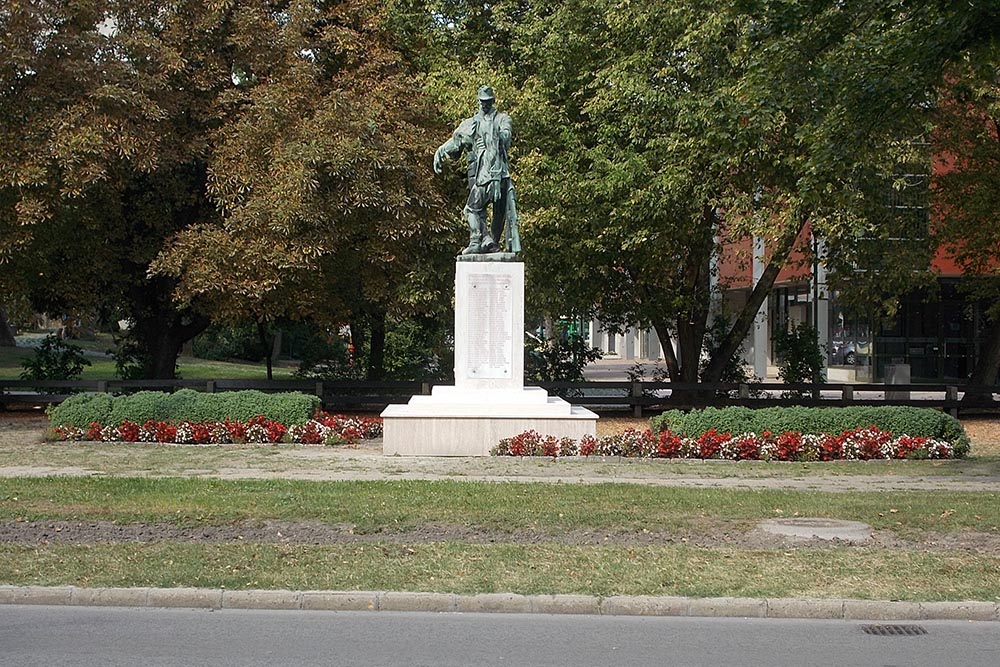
257,320 -> 274,381
963,313 -> 1000,403
127,279 -> 210,379
349,320 -> 365,375
652,319 -> 679,380
0,307 -> 15,347
140,314 -> 210,379
657,205 -> 715,398
367,310 -> 386,380
701,215 -> 809,383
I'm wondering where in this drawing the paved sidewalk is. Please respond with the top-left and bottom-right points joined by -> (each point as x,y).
2,585 -> 998,622
3,445 -> 1000,492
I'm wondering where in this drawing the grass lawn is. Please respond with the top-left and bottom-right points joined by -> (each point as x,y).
3,542 -> 996,601
0,477 -> 998,600
0,339 -> 296,380
2,477 -> 997,536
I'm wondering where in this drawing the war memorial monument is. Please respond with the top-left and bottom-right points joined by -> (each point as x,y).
380,87 -> 598,456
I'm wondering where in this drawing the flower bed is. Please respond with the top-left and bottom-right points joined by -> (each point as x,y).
51,411 -> 383,446
493,426 -> 955,460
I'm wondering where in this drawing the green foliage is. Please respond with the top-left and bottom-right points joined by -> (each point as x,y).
19,335 -> 91,381
295,337 -> 364,381
46,393 -> 114,428
650,407 -> 970,456
49,390 -> 320,429
193,325 -> 268,362
2,0 -> 450,380
382,318 -> 453,381
773,323 -> 826,390
418,0 -> 988,385
525,334 -> 602,383
109,334 -> 153,381
700,314 -> 763,396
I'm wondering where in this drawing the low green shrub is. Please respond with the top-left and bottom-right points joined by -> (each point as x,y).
49,389 -> 320,428
650,406 -> 970,457
20,335 -> 91,381
47,393 -> 114,428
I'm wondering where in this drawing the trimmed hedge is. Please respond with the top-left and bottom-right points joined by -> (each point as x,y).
48,389 -> 321,429
650,406 -> 970,457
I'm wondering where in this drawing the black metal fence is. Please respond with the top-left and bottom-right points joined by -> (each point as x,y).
2,378 -> 996,416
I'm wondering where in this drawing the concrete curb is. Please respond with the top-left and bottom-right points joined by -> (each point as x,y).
0,586 -> 997,621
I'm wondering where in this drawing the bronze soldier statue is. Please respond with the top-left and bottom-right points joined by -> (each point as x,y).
434,86 -> 520,255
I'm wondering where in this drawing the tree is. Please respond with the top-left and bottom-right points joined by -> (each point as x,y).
1,1 -> 456,379
151,0 -> 456,380
0,306 -> 15,347
0,1 -> 237,377
413,0 -> 991,390
930,44 -> 1000,399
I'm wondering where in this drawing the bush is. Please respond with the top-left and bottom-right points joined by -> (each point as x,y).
193,324 -> 269,362
773,322 -> 825,393
20,335 -> 91,381
46,393 -> 114,427
49,389 -> 320,429
525,334 -> 602,383
650,406 -> 970,457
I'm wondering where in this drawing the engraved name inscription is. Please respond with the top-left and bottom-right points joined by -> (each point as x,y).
467,273 -> 512,378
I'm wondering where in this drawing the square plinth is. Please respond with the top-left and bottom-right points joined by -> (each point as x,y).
381,389 -> 598,456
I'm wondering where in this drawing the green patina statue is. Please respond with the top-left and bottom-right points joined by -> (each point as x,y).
434,86 -> 521,256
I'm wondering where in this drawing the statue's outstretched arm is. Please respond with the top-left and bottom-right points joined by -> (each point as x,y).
434,119 -> 475,174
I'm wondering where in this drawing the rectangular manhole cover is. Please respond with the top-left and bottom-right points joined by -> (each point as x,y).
861,624 -> 928,636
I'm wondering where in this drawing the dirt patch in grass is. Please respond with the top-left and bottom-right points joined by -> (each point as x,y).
3,518 -> 999,555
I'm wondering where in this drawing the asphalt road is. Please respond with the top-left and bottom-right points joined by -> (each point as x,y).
2,606 -> 998,667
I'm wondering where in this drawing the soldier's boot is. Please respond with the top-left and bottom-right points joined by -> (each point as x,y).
461,230 -> 482,255
479,233 -> 500,253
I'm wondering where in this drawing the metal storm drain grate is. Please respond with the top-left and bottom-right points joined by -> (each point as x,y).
861,624 -> 928,636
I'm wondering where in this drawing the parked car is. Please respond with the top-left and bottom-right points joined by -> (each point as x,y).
831,340 -> 856,365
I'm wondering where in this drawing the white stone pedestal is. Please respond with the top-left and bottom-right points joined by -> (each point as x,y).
381,259 -> 597,456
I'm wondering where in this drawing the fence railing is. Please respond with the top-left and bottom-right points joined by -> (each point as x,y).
0,379 -> 1000,416
2,378 -> 997,416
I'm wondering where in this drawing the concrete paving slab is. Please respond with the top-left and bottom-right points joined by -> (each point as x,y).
758,518 -> 873,543
456,593 -> 532,614
843,599 -> 922,620
379,592 -> 457,613
11,586 -> 73,606
70,587 -> 149,607
688,597 -> 766,618
222,589 -> 301,610
147,587 -> 222,609
300,590 -> 378,611
767,598 -> 846,619
600,595 -> 689,616
529,594 -> 600,615
920,601 -> 999,622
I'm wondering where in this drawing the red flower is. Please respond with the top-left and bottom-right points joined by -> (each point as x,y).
656,431 -> 684,458
118,420 -> 140,442
225,419 -> 246,442
697,429 -> 729,459
190,422 -> 210,444
85,422 -> 103,441
774,431 -> 803,461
